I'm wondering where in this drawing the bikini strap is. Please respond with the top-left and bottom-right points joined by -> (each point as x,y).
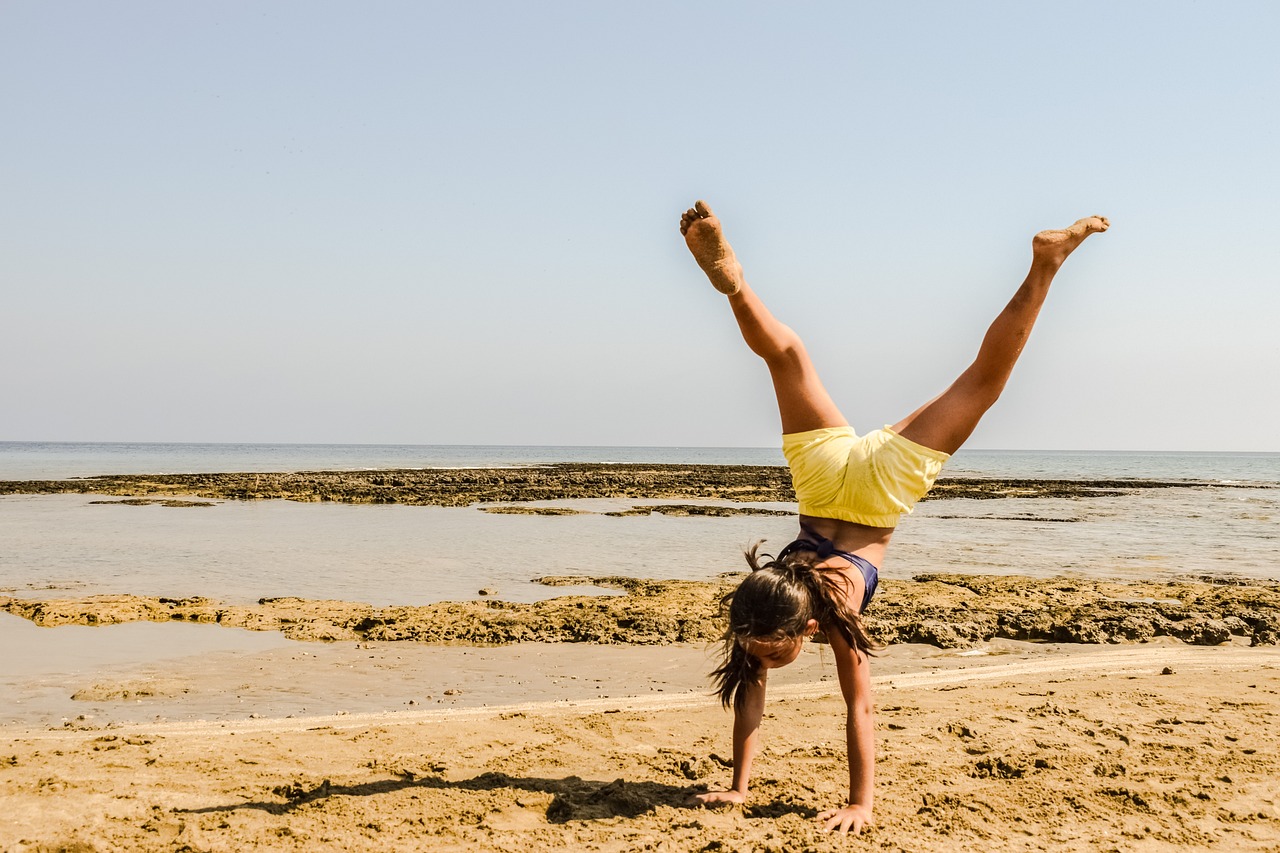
776,527 -> 879,613
778,522 -> 861,564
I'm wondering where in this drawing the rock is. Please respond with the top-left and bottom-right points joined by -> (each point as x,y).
1053,620 -> 1113,644
1116,616 -> 1156,642
1165,617 -> 1231,646
680,756 -> 717,780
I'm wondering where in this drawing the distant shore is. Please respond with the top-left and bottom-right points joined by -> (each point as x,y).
0,463 -> 1252,506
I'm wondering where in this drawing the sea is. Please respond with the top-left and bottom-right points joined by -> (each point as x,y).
3,440 -> 1280,483
1,441 -> 1277,727
1,442 -> 1277,608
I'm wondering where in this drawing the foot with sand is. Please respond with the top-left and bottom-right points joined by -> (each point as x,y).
1031,215 -> 1110,268
680,200 -> 745,295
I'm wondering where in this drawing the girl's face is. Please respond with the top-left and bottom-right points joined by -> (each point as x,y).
742,619 -> 819,669
744,635 -> 806,669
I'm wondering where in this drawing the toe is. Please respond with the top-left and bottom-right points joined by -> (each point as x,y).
694,200 -> 712,218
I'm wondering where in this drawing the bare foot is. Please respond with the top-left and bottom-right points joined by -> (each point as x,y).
1032,215 -> 1110,267
680,200 -> 745,295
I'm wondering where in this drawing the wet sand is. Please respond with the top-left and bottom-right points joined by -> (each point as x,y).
2,644 -> 1277,851
4,579 -> 1280,851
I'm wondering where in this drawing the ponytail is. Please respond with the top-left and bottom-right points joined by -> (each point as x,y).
711,541 -> 881,710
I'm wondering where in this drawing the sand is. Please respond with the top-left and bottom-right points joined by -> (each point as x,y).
2,643 -> 1278,852
4,466 -> 1278,849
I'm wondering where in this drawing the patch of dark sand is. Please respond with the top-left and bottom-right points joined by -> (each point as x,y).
70,678 -> 192,702
930,514 -> 1081,523
4,575 -> 1278,649
481,504 -> 795,518
479,506 -> 586,516
1,464 -> 1258,506
87,498 -> 216,508
604,504 -> 794,518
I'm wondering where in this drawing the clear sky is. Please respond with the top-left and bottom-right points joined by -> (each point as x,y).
2,1 -> 1277,451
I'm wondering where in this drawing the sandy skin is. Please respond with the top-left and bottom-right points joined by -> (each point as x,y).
1031,215 -> 1111,268
679,200 -> 746,294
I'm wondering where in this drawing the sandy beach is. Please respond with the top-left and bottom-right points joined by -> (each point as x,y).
3,466 -> 1279,850
4,577 -> 1280,851
3,642 -> 1278,852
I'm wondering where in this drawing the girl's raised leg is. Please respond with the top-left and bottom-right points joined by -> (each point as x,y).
681,201 -> 846,435
891,216 -> 1110,455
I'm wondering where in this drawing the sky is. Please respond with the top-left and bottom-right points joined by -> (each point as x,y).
2,1 -> 1277,451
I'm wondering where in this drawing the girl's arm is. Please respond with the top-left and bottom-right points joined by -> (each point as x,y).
691,671 -> 767,804
819,626 -> 875,834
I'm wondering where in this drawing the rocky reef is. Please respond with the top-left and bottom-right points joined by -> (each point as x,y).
0,464 -> 1229,507
5,574 -> 1277,649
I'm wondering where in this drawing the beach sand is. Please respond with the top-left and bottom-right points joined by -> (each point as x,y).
4,467 -> 1278,849
3,643 -> 1278,852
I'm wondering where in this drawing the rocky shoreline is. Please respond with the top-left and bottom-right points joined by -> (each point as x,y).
5,467 -> 1275,651
5,573 -> 1278,649
0,464 -> 1247,506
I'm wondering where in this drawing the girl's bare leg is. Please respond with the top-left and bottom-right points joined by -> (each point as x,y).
681,201 -> 846,434
892,216 -> 1110,455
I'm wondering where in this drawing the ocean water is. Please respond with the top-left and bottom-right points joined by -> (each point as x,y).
2,441 -> 1279,483
0,443 -> 1276,606
0,442 -> 786,481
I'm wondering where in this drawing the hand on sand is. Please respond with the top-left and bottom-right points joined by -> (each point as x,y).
686,789 -> 747,807
818,802 -> 872,835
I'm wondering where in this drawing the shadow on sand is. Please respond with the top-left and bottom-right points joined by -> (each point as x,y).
176,771 -> 818,823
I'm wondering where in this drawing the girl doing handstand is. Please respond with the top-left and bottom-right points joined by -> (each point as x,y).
679,201 -> 1108,834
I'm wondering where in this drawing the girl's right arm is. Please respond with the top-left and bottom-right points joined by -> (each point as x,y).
692,671 -> 767,804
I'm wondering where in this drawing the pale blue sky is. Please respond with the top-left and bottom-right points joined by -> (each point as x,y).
2,2 -> 1277,451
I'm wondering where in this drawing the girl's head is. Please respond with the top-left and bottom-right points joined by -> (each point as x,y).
711,542 -> 879,709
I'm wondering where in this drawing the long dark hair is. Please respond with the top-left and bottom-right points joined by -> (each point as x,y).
711,541 -> 881,710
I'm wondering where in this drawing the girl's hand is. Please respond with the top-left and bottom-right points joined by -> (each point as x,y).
818,802 -> 872,834
686,789 -> 747,807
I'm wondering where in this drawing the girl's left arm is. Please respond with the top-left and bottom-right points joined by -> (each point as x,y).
818,625 -> 874,834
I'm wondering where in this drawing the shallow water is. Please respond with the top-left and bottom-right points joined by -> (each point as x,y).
0,495 -> 796,604
2,485 -> 1276,610
3,478 -> 1276,729
0,612 -> 294,727
896,485 -> 1280,582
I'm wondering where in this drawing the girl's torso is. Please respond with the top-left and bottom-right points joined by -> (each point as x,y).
794,514 -> 894,615
798,514 -> 894,568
